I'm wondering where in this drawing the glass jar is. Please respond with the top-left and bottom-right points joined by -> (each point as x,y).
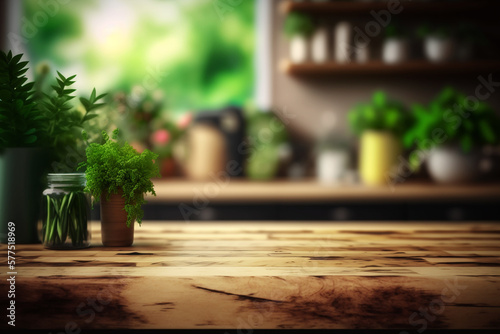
40,173 -> 91,249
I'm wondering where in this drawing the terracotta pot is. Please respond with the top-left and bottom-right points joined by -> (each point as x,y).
100,190 -> 134,247
160,158 -> 176,178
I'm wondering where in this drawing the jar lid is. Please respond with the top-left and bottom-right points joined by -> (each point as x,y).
47,173 -> 86,187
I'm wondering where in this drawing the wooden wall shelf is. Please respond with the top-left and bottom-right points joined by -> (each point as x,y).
280,60 -> 500,76
280,0 -> 500,16
149,179 -> 500,203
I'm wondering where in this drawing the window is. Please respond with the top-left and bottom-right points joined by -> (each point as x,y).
17,0 -> 256,115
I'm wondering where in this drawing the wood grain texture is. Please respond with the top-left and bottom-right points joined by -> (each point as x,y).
1,221 -> 500,330
150,179 -> 500,203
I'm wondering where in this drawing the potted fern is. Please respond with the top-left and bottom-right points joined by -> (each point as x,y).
284,13 -> 315,63
404,87 -> 500,184
79,130 -> 159,247
348,91 -> 413,186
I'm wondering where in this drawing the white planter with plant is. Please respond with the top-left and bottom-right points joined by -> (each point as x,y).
349,92 -> 412,186
418,25 -> 455,63
284,13 -> 315,63
382,23 -> 409,64
404,87 -> 500,184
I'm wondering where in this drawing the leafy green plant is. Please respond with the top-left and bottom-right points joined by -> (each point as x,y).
284,13 -> 315,38
79,130 -> 160,227
417,23 -> 452,39
348,91 -> 413,137
0,51 -> 43,148
385,22 -> 407,39
403,87 -> 500,152
41,71 -> 107,172
245,109 -> 289,180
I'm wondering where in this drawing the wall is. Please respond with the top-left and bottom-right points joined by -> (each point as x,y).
270,0 -> 500,143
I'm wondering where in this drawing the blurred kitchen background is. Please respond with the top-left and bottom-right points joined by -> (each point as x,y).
2,0 -> 500,221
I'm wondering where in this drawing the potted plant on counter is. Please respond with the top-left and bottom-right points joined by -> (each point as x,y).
0,51 -> 107,245
0,51 -> 48,244
284,12 -> 315,63
404,87 -> 500,184
348,91 -> 412,186
79,129 -> 159,246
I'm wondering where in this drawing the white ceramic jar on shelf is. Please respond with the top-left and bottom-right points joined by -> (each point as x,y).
334,21 -> 352,63
382,38 -> 410,64
311,26 -> 329,63
289,35 -> 309,63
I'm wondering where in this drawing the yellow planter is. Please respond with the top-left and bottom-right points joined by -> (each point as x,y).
359,131 -> 401,186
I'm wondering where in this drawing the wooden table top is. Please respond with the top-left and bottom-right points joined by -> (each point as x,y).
149,179 -> 500,203
1,221 -> 500,331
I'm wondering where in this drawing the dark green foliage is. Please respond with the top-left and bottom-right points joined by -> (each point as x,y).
0,51 -> 107,171
0,51 -> 41,148
79,130 -> 160,227
348,91 -> 413,138
41,71 -> 106,171
245,109 -> 289,180
385,22 -> 407,39
403,87 -> 500,152
284,13 -> 315,38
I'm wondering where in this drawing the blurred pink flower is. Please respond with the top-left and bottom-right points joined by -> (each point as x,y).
151,129 -> 170,146
177,112 -> 193,129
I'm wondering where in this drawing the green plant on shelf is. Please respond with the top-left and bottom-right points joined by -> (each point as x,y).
283,12 -> 315,38
348,91 -> 413,138
403,86 -> 500,152
78,129 -> 160,227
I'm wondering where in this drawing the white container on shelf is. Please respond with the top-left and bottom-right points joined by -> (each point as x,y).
382,38 -> 409,64
289,35 -> 309,63
424,36 -> 456,63
311,27 -> 329,63
334,21 -> 352,63
317,149 -> 350,184
355,40 -> 370,63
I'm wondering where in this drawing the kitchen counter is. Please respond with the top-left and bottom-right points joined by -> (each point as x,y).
1,221 -> 500,330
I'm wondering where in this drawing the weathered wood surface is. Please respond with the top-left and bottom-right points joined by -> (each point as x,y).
1,221 -> 500,330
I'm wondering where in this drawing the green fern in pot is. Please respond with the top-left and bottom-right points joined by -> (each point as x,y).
79,130 -> 160,247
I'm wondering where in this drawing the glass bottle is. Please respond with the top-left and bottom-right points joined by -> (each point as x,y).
40,173 -> 91,249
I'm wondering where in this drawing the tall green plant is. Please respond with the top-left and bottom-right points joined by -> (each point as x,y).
0,51 -> 43,148
41,72 -> 106,171
79,130 -> 160,227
